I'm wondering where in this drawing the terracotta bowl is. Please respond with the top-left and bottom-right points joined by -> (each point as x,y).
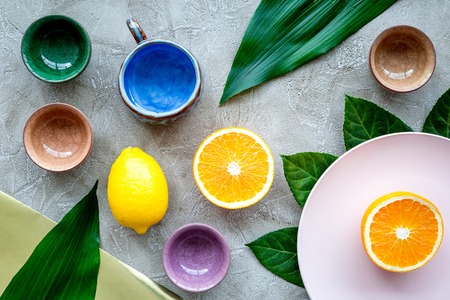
369,25 -> 436,93
23,103 -> 93,172
162,223 -> 230,292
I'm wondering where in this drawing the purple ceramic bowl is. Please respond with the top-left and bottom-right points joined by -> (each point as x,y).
162,223 -> 230,292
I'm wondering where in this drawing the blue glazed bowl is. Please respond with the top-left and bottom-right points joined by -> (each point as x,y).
118,19 -> 201,124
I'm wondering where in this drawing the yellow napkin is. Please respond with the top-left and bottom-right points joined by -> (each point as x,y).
0,191 -> 181,300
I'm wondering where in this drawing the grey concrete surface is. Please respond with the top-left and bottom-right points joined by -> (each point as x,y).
1,1 -> 450,299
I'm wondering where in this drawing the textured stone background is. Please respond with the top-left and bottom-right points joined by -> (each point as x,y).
1,0 -> 449,299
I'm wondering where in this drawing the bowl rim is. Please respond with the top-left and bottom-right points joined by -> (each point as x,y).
21,14 -> 92,83
162,222 -> 230,292
368,25 -> 436,93
23,103 -> 94,172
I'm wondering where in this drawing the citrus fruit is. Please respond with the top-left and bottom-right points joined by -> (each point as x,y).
361,191 -> 444,272
107,147 -> 168,234
192,127 -> 274,209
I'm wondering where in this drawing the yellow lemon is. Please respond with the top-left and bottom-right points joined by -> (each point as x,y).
107,147 -> 168,234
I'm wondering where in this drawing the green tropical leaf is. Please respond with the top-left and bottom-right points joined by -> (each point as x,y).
343,95 -> 413,150
422,88 -> 450,137
1,182 -> 100,300
246,227 -> 302,287
220,0 -> 398,105
282,152 -> 337,208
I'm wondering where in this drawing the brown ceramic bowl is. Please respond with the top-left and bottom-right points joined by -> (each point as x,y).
23,103 -> 93,172
369,25 -> 436,93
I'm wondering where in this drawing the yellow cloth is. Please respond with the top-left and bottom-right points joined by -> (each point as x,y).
0,191 -> 180,300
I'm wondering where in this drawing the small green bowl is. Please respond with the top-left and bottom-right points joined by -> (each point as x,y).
21,15 -> 91,83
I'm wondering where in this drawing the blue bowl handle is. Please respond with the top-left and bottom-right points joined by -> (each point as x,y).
126,18 -> 147,44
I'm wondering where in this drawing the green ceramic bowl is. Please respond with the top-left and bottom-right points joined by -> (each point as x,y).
21,15 -> 91,83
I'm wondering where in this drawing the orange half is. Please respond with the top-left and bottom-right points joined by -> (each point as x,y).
361,191 -> 444,272
192,127 -> 274,209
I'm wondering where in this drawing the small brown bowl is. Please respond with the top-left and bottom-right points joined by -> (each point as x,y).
369,25 -> 436,93
23,103 -> 93,172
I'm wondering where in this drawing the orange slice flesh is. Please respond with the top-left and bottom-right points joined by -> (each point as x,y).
192,127 -> 274,209
361,191 -> 444,272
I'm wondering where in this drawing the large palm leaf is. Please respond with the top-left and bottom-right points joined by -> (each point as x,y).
220,0 -> 398,105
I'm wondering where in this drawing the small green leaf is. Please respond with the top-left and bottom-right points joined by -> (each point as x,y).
246,227 -> 302,287
282,152 -> 337,208
220,0 -> 398,105
1,182 -> 100,300
343,95 -> 413,150
423,88 -> 450,137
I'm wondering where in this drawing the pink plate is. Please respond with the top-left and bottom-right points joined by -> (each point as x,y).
298,132 -> 450,300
